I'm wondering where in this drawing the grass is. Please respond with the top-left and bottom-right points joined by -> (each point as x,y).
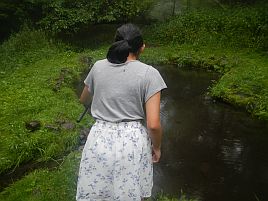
0,29 -> 192,201
0,28 -> 94,174
1,4 -> 268,201
140,44 -> 268,120
141,4 -> 268,120
0,152 -> 81,201
156,194 -> 197,201
0,151 -> 198,201
145,5 -> 268,50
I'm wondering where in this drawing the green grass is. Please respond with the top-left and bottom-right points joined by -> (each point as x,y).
0,151 -> 197,201
0,152 -> 81,201
210,52 -> 268,119
0,30 -> 197,198
1,4 -> 268,200
145,5 -> 268,50
0,28 -> 94,173
140,44 -> 268,120
141,4 -> 268,120
156,194 -> 197,201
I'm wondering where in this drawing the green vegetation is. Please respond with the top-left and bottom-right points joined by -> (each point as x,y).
0,152 -> 81,201
147,6 -> 268,50
142,4 -> 268,119
0,0 -> 153,37
0,152 -> 197,201
0,1 -> 268,201
0,28 -> 94,173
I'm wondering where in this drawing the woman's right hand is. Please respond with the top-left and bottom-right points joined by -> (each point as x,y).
152,147 -> 161,163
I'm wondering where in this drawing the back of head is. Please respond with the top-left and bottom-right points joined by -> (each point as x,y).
107,23 -> 144,64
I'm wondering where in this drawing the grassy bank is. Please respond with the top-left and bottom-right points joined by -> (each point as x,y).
0,152 -> 81,201
0,28 -> 197,200
142,4 -> 268,120
0,28 -> 94,174
1,4 -> 267,201
141,45 -> 268,119
0,151 -> 196,201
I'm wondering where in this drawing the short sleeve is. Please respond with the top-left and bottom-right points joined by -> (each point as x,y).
144,67 -> 167,102
84,65 -> 95,94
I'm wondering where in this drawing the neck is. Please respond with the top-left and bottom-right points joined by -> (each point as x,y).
127,53 -> 138,61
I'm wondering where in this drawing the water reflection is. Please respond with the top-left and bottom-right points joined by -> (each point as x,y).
153,65 -> 268,201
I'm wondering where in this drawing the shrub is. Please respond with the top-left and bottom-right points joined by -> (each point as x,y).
145,5 -> 268,50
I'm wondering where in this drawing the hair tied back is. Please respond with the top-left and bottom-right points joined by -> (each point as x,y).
107,23 -> 143,64
107,39 -> 131,64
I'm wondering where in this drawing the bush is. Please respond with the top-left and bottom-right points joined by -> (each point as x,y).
0,0 -> 153,35
145,5 -> 268,50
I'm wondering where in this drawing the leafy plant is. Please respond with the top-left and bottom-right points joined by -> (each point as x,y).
145,5 -> 268,50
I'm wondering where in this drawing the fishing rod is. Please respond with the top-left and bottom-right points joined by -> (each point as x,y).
76,105 -> 90,123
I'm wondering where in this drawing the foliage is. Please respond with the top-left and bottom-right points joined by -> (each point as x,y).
0,3 -> 268,200
0,26 -> 60,75
141,5 -> 268,120
0,0 -> 153,36
0,0 -> 43,40
210,52 -> 268,119
40,0 -> 153,33
141,47 -> 268,120
146,5 -> 268,50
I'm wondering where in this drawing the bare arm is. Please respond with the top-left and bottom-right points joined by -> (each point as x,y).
80,85 -> 91,106
145,91 -> 162,163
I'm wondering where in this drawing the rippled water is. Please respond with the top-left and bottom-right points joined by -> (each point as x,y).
152,65 -> 268,201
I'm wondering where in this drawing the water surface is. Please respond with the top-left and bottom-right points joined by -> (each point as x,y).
153,65 -> 268,201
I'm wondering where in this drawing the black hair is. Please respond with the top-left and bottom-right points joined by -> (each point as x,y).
107,23 -> 144,64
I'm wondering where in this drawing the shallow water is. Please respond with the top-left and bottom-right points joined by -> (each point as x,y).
152,65 -> 268,201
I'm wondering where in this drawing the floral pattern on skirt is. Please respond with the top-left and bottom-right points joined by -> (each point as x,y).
76,120 -> 153,201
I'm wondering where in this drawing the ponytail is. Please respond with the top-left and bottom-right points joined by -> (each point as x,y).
106,23 -> 144,64
106,40 -> 130,64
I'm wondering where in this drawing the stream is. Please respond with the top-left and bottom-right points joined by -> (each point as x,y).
2,64 -> 266,200
152,65 -> 268,201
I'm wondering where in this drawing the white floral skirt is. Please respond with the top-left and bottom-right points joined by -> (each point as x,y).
76,119 -> 153,201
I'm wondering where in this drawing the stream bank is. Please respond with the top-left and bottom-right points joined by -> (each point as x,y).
1,5 -> 268,198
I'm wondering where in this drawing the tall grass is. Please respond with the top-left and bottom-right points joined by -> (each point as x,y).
146,5 -> 268,50
0,26 -> 62,75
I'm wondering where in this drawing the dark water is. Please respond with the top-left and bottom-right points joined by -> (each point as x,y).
152,65 -> 268,201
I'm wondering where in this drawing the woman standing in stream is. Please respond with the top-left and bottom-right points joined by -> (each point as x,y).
76,23 -> 167,201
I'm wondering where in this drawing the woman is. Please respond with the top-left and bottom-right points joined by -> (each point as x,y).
76,23 -> 167,201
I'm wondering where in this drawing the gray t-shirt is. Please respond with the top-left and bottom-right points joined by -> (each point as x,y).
84,59 -> 167,122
